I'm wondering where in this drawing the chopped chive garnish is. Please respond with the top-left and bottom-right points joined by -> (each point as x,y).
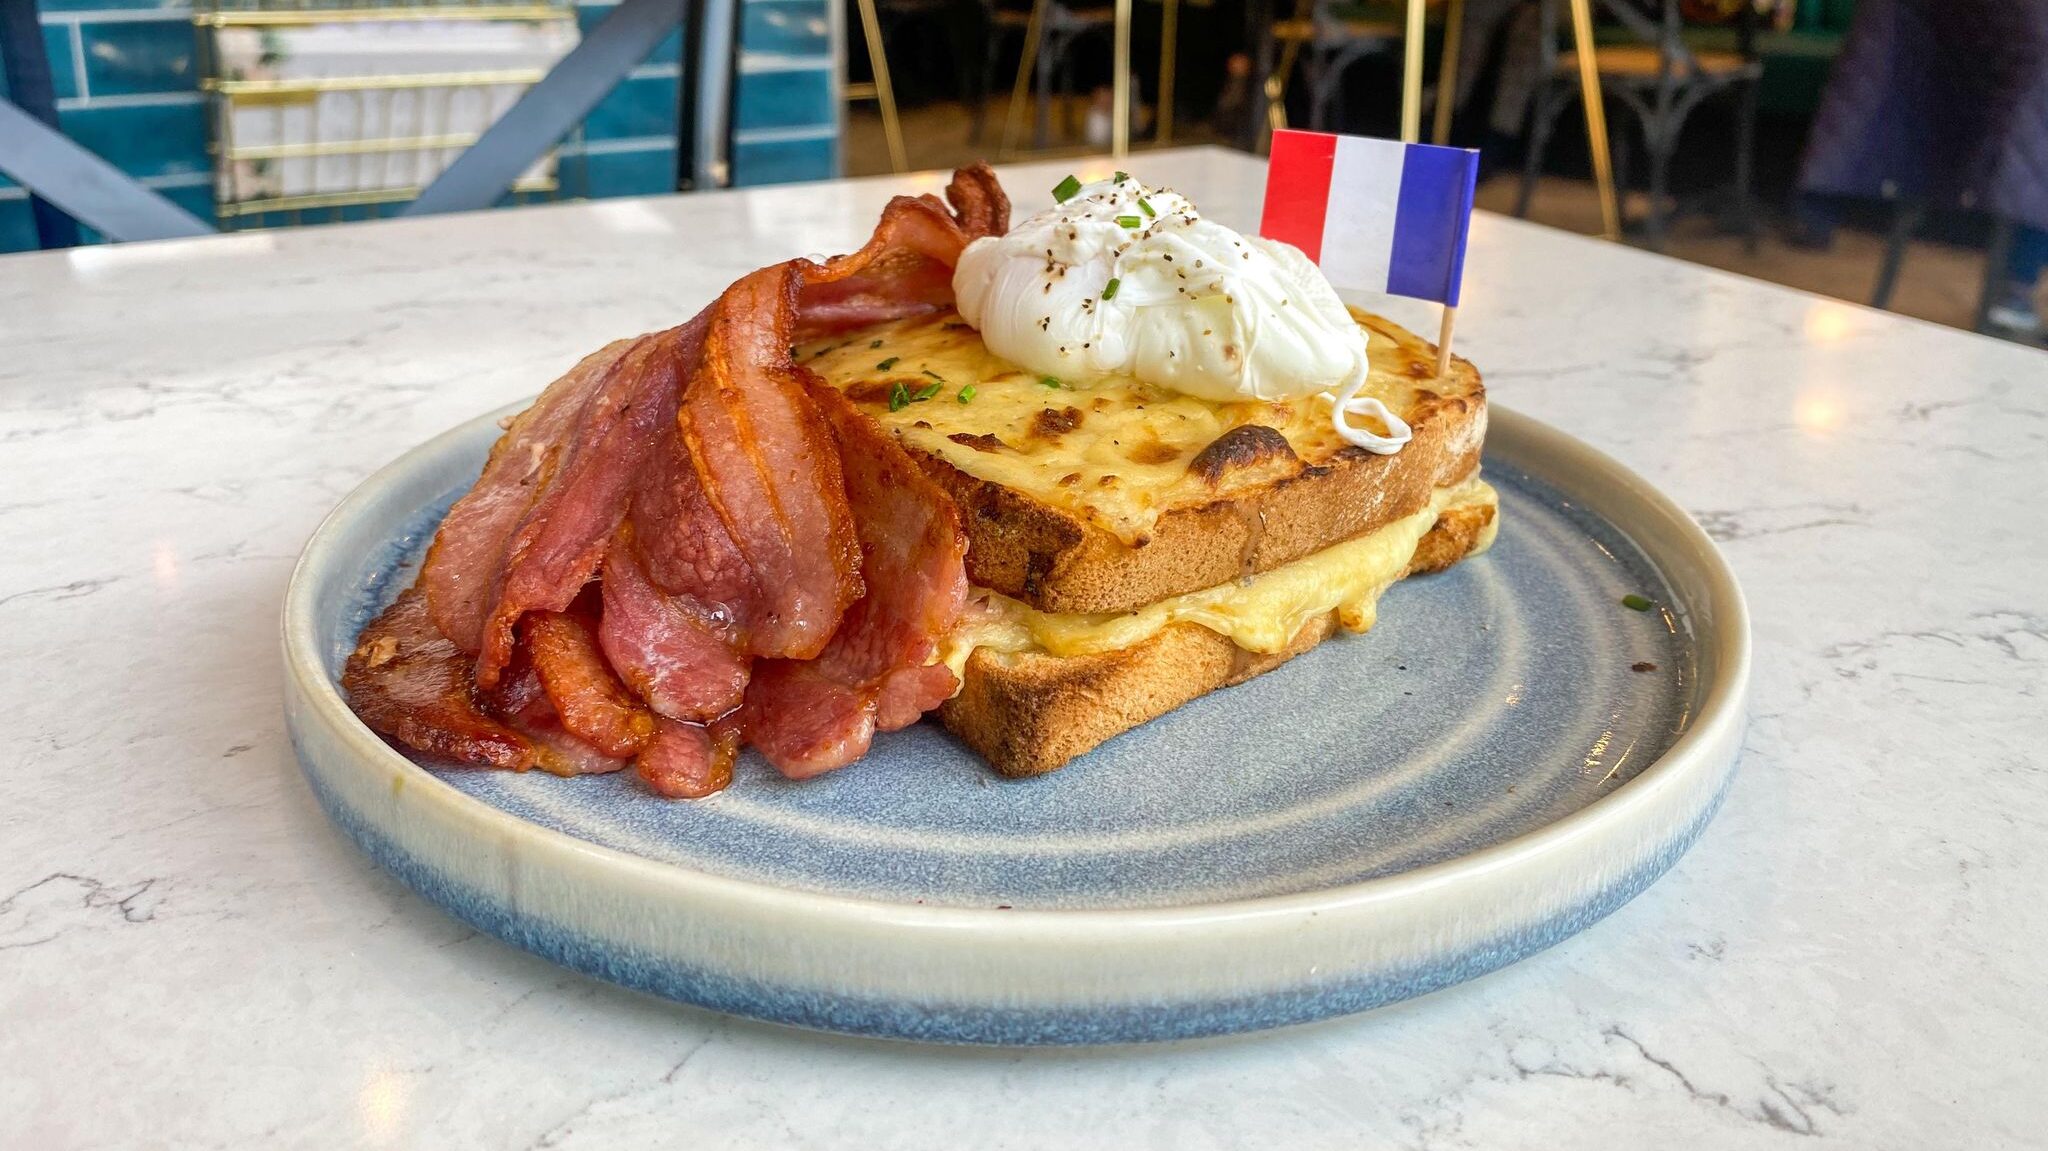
1040,375 -> 1063,389
1100,277 -> 1122,301
1052,174 -> 1082,202
922,369 -> 944,381
876,356 -> 899,370
1138,197 -> 1156,218
1115,215 -> 1142,228
1113,170 -> 1129,183
870,339 -> 884,349
911,382 -> 942,402
957,385 -> 977,403
1621,594 -> 1653,612
888,382 -> 910,412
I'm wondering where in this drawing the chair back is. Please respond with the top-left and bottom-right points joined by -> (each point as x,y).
1537,0 -> 1760,80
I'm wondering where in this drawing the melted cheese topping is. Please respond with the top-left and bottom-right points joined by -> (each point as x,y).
800,308 -> 1442,544
937,476 -> 1496,677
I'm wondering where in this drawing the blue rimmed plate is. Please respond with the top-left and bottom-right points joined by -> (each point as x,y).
282,405 -> 1748,1044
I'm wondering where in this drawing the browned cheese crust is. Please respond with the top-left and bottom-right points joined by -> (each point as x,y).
937,500 -> 1497,777
904,316 -> 1486,614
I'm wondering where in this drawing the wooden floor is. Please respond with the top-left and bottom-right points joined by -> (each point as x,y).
845,101 -> 2041,343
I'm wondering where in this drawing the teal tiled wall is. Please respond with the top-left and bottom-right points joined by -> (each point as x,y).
40,24 -> 75,99
1,0 -> 843,252
582,72 -> 683,140
571,0 -> 843,194
733,133 -> 835,185
58,99 -> 210,179
732,65 -> 834,131
743,1 -> 830,58
80,16 -> 200,95
0,193 -> 37,251
1,6 -> 216,251
730,0 -> 837,187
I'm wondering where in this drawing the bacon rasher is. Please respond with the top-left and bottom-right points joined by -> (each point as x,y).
346,165 -> 1008,794
740,387 -> 969,776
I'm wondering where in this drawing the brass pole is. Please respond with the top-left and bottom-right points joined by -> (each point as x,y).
1112,0 -> 1134,157
1400,0 -> 1426,142
855,0 -> 908,172
999,0 -> 1049,159
1432,0 -> 1464,145
1566,0 -> 1620,239
1263,0 -> 1316,144
1157,0 -> 1179,145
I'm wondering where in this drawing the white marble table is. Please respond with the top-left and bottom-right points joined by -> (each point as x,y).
3,148 -> 2044,1148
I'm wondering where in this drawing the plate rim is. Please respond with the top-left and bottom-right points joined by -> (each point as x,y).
283,401 -> 1749,935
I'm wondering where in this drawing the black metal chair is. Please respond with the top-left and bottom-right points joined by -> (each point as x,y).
1245,0 -> 1404,139
981,0 -> 1120,148
1516,0 -> 1762,250
1870,204 -> 2036,340
1280,2 -> 1406,131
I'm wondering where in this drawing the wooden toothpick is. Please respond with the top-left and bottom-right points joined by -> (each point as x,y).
1436,305 -> 1458,377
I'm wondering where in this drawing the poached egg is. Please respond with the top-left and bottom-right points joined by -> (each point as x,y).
951,173 -> 1411,453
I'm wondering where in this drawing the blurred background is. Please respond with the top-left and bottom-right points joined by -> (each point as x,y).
3,0 -> 2043,345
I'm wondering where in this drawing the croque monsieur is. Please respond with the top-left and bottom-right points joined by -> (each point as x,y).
802,306 -> 1492,776
341,164 -> 1494,795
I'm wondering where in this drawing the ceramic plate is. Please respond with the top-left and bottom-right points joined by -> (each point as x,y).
283,404 -> 1749,1044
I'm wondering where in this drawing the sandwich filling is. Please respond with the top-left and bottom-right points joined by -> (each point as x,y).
936,475 -> 1497,676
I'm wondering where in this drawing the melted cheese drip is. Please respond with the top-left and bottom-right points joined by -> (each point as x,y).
937,477 -> 1497,677
800,308 -> 1439,544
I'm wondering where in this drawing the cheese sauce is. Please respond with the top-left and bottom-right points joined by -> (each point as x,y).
936,477 -> 1497,675
800,307 -> 1443,544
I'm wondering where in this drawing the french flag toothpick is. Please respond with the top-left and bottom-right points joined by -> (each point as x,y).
1260,129 -> 1480,376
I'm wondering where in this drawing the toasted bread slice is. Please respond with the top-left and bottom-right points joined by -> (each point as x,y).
938,496 -> 1497,777
804,310 -> 1486,615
